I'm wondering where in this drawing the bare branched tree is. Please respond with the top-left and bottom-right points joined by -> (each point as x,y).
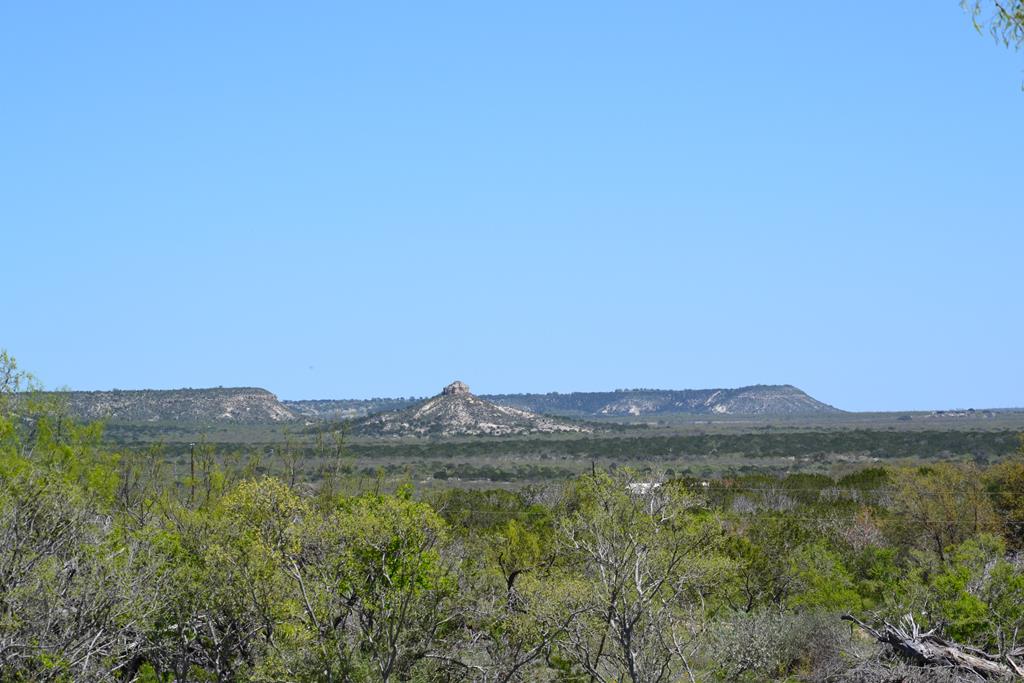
558,470 -> 724,683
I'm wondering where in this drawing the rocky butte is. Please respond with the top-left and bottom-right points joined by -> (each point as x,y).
350,381 -> 592,437
442,380 -> 471,396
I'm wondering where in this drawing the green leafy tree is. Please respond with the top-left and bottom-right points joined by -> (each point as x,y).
887,464 -> 1000,562
287,487 -> 457,682
931,534 -> 1024,655
725,514 -> 811,612
147,477 -> 305,681
984,434 -> 1024,548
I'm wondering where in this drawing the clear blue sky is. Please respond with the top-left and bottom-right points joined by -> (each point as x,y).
2,2 -> 1022,411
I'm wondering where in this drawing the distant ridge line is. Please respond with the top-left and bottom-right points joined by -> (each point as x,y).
287,384 -> 842,421
37,383 -> 841,423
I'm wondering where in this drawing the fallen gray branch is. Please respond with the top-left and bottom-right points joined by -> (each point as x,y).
842,613 -> 1022,680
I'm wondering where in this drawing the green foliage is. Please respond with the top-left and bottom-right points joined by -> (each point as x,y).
786,541 -> 860,612
726,512 -> 815,611
964,0 -> 1024,50
886,463 -> 1000,561
340,428 -> 1024,465
931,534 -> 1024,653
6,350 -> 1024,681
984,446 -> 1024,548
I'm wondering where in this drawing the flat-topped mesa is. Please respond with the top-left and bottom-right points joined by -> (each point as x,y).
41,387 -> 297,423
442,381 -> 471,396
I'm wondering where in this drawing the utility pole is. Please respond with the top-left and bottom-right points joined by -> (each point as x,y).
188,442 -> 196,507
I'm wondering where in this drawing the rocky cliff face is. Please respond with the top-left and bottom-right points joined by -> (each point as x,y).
285,397 -> 417,420
52,387 -> 296,423
351,381 -> 591,437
